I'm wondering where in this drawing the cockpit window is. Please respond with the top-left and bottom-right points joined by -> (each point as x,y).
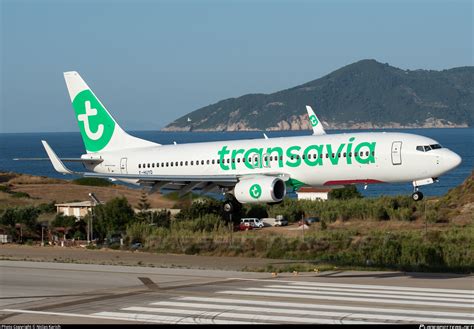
416,144 -> 442,152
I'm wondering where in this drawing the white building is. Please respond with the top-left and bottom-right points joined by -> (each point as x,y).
296,187 -> 332,201
55,201 -> 95,219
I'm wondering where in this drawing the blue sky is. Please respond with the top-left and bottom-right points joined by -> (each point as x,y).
1,0 -> 472,133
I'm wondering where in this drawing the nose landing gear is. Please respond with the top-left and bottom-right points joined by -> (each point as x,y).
412,191 -> 423,201
412,185 -> 424,201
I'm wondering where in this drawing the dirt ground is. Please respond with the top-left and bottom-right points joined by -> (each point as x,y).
10,183 -> 176,209
0,244 -> 296,272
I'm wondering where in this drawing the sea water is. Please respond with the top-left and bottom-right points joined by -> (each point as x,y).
0,128 -> 472,198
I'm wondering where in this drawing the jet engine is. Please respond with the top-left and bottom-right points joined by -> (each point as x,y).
234,176 -> 286,204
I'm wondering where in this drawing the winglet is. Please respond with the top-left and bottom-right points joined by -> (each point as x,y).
306,105 -> 326,136
41,140 -> 73,174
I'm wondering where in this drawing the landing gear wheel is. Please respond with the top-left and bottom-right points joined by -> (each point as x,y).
412,191 -> 423,201
223,200 -> 234,213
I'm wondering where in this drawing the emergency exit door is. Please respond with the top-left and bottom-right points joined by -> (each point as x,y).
391,141 -> 402,165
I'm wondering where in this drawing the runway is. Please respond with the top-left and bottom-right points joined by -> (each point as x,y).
1,261 -> 472,324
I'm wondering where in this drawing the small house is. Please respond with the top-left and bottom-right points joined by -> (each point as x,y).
296,187 -> 332,201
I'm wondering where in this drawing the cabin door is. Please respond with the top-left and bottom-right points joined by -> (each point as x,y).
391,141 -> 402,165
120,158 -> 128,174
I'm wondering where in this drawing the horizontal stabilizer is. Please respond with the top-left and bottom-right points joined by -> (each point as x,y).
13,157 -> 103,163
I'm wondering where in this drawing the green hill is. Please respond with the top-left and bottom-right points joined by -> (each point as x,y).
164,59 -> 474,131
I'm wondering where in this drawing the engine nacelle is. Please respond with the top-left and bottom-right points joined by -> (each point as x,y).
234,176 -> 286,204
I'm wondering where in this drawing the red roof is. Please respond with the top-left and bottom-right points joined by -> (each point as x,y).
297,187 -> 332,193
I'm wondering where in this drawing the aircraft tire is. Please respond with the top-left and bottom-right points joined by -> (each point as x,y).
412,191 -> 423,201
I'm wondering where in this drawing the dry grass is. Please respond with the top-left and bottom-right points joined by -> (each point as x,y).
9,175 -> 65,185
10,184 -> 176,209
0,172 -> 177,210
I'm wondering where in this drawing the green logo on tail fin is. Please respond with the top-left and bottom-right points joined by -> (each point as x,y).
72,90 -> 115,152
309,114 -> 319,127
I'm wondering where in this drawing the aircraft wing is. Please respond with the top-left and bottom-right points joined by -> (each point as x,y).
306,105 -> 326,135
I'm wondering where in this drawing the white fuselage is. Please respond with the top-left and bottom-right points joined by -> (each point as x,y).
85,132 -> 461,189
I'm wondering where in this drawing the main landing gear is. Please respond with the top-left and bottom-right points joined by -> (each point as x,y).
223,193 -> 242,214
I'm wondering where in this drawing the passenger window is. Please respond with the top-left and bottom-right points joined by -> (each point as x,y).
147,163 -> 150,168
366,151 -> 369,156
212,160 -> 215,164
207,160 -> 210,165
170,162 -> 173,167
152,163 -> 155,168
138,164 -> 141,168
185,161 -> 188,166
166,162 -> 169,167
217,159 -> 220,164
201,160 -> 204,165
191,161 -> 194,165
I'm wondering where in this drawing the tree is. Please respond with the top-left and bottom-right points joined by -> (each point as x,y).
0,206 -> 39,229
136,191 -> 151,222
94,197 -> 135,240
329,185 -> 363,200
137,191 -> 151,212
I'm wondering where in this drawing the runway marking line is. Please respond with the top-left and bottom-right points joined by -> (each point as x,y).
239,287 -> 474,303
176,296 -> 474,318
227,278 -> 474,295
263,284 -> 474,299
217,290 -> 473,308
141,301 -> 471,324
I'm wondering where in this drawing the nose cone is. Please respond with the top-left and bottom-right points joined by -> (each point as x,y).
446,150 -> 462,171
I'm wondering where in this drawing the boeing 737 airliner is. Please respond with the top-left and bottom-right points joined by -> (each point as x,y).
32,72 -> 462,212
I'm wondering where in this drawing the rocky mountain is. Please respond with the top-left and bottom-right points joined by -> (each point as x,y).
163,59 -> 474,131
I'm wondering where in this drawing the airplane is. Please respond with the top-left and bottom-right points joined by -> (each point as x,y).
31,71 -> 462,213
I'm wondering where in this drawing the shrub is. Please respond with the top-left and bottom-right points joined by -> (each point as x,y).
73,177 -> 113,187
11,191 -> 30,198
